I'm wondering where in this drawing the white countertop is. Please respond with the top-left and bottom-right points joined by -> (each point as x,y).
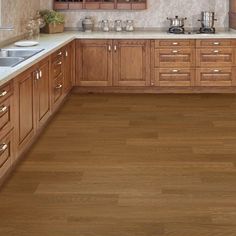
1,29 -> 236,87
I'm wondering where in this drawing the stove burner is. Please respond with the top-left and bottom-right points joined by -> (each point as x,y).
199,27 -> 215,34
168,27 -> 185,34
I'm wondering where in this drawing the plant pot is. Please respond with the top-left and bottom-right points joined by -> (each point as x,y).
41,23 -> 64,34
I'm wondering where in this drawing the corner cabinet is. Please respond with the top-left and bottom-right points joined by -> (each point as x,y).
53,0 -> 147,10
76,39 -> 150,87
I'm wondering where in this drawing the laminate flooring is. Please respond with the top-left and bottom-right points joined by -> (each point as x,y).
1,93 -> 236,236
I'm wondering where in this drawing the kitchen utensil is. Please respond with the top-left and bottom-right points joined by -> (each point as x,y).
167,16 -> 187,28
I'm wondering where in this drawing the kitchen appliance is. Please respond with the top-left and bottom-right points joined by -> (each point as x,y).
167,16 -> 187,34
198,11 -> 217,34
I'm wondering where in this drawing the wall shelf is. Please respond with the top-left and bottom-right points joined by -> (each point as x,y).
53,0 -> 147,10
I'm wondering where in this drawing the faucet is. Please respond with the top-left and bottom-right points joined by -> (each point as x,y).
0,26 -> 14,31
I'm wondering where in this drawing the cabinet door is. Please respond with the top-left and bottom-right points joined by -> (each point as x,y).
64,41 -> 75,93
76,40 -> 113,86
14,68 -> 35,151
113,40 -> 150,86
35,58 -> 51,128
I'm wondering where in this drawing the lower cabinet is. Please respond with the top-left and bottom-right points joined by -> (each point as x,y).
76,39 -> 151,87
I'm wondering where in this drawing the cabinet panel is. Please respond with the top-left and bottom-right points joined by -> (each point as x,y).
53,74 -> 64,105
155,48 -> 195,68
155,68 -> 195,87
196,48 -> 235,67
196,40 -> 235,48
196,67 -> 236,87
155,40 -> 195,48
76,40 -> 113,86
113,40 -> 150,86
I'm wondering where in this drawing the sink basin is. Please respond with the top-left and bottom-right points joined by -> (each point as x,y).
0,57 -> 24,67
0,48 -> 44,67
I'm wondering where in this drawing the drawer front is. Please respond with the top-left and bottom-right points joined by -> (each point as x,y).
155,40 -> 194,48
0,95 -> 13,139
0,82 -> 13,104
53,75 -> 64,104
196,48 -> 235,67
155,48 -> 195,68
52,56 -> 64,79
154,68 -> 195,87
196,39 -> 235,48
196,67 -> 236,86
0,131 -> 13,179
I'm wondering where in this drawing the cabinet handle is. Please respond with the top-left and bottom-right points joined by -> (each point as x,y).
0,143 -> 8,152
57,61 -> 62,65
35,71 -> 40,80
213,50 -> 220,53
114,45 -> 117,52
0,90 -> 7,97
58,51 -> 62,56
65,50 -> 68,57
172,69 -> 179,73
39,70 -> 42,78
56,84 -> 63,89
213,42 -> 220,45
0,106 -> 7,113
172,50 -> 179,54
172,42 -> 179,45
108,45 -> 111,52
213,69 -> 221,73
151,82 -> 155,86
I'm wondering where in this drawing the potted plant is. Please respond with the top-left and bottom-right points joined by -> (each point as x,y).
40,10 -> 65,34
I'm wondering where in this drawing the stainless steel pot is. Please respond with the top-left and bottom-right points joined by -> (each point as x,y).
198,11 -> 217,29
167,16 -> 187,27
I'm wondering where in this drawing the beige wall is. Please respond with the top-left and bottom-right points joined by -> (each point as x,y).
0,0 -> 40,43
40,0 -> 229,29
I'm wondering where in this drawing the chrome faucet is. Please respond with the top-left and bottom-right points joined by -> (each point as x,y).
0,26 -> 14,31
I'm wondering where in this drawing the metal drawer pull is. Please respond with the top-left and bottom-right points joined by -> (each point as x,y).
172,42 -> 179,45
0,90 -> 7,97
172,50 -> 179,53
172,69 -> 179,73
57,61 -> 62,65
213,50 -> 220,53
36,71 -> 40,80
65,51 -> 68,57
108,45 -> 111,52
39,70 -> 42,78
213,69 -> 221,73
56,84 -> 63,89
0,143 -> 8,152
114,45 -> 117,52
213,42 -> 220,45
0,106 -> 7,113
58,51 -> 62,56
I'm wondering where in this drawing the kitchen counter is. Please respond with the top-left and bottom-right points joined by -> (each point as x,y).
1,29 -> 236,86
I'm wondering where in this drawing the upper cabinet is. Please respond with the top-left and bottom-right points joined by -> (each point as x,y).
53,0 -> 147,11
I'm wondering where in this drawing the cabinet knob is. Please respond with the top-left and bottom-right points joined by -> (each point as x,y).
213,50 -> 220,53
0,143 -> 8,152
213,42 -> 220,45
0,90 -> 7,97
213,69 -> 221,73
172,42 -> 179,45
0,106 -> 7,113
57,61 -> 62,65
58,51 -> 62,56
172,69 -> 179,73
56,84 -> 63,89
172,50 -> 179,54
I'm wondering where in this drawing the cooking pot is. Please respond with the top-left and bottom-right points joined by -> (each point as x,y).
198,11 -> 217,29
167,16 -> 187,27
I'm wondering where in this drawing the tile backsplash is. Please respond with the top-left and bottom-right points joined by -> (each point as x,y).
41,0 -> 229,29
0,0 -> 230,43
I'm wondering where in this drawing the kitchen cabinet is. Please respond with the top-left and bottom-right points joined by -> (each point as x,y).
76,40 -> 113,86
76,39 -> 150,87
53,0 -> 147,10
113,40 -> 150,86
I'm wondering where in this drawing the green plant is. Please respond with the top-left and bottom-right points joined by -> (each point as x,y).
40,10 -> 65,25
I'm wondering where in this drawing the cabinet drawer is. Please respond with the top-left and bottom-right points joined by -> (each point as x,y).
53,75 -> 64,104
0,131 -> 13,179
0,82 -> 13,104
196,67 -> 236,86
0,95 -> 13,139
155,40 -> 194,48
155,48 -> 195,68
196,39 -> 235,48
52,56 -> 63,78
196,48 -> 235,67
154,68 -> 195,87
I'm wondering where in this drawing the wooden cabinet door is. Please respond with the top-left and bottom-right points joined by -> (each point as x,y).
64,41 -> 75,93
34,58 -> 51,129
113,40 -> 150,86
76,40 -> 113,86
14,68 -> 35,151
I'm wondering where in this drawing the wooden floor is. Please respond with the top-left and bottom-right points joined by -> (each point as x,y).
1,93 -> 236,236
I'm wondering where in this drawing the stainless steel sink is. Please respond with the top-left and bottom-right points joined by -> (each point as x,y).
0,57 -> 25,67
0,48 -> 44,67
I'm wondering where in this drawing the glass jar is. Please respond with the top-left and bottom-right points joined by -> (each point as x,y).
114,20 -> 123,32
